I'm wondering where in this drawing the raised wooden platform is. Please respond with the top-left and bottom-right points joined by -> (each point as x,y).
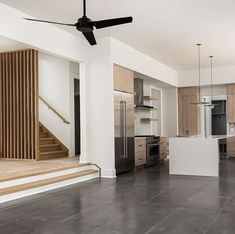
0,157 -> 80,181
0,157 -> 99,203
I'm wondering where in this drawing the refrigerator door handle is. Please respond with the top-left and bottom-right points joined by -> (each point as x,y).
120,100 -> 125,158
124,101 -> 127,158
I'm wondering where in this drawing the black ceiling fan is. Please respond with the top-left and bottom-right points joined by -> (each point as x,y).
24,0 -> 133,46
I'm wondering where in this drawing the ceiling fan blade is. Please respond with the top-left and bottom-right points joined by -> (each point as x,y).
93,17 -> 133,29
82,31 -> 97,46
24,18 -> 75,26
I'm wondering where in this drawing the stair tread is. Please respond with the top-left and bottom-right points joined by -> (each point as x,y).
39,123 -> 69,160
0,169 -> 98,196
40,150 -> 68,155
40,144 -> 60,148
0,163 -> 91,182
40,137 -> 54,140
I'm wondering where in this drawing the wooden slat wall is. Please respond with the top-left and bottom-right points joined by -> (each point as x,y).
0,49 -> 39,160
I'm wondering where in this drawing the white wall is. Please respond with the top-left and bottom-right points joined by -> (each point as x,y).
0,3 -> 87,63
111,38 -> 178,86
39,52 -> 79,155
178,66 -> 235,87
162,87 -> 178,137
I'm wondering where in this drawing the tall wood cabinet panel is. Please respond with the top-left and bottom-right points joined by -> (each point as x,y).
0,49 -> 39,160
227,84 -> 235,123
178,87 -> 200,136
113,64 -> 134,93
227,136 -> 235,157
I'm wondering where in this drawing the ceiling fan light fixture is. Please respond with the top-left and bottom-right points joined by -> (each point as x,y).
24,0 -> 133,46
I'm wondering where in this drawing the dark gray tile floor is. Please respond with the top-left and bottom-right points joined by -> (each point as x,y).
1,159 -> 235,234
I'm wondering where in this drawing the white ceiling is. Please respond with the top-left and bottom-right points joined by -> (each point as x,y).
2,0 -> 235,70
0,36 -> 27,52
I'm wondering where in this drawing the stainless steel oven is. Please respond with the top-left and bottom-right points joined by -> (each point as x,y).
146,136 -> 160,167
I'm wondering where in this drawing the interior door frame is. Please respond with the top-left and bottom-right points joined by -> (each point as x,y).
70,73 -> 80,156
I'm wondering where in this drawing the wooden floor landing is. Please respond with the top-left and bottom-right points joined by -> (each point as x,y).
0,157 -> 83,182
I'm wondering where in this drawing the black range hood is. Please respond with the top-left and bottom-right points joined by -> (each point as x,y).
134,78 -> 154,109
135,104 -> 154,109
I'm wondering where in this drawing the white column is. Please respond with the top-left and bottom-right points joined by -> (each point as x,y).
79,62 -> 89,163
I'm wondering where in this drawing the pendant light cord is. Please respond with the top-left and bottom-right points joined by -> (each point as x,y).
210,56 -> 213,103
197,44 -> 201,102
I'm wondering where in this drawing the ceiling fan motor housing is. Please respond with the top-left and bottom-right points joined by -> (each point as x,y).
76,16 -> 93,32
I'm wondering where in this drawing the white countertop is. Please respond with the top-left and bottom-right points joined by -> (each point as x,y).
172,135 -> 235,140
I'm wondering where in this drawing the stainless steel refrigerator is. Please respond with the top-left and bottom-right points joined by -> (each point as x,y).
114,91 -> 135,174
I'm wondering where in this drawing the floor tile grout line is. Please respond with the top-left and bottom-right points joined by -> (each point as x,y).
144,208 -> 178,234
203,196 -> 232,234
143,186 -> 175,204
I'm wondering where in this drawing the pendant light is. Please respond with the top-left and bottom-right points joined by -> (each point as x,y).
191,43 -> 210,105
206,56 -> 216,109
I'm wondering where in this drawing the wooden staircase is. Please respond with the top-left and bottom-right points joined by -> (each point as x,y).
39,123 -> 69,160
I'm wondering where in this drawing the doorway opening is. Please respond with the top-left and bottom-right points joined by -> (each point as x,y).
74,79 -> 81,156
211,100 -> 227,135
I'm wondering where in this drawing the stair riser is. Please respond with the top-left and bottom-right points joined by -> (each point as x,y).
39,132 -> 49,138
40,139 -> 55,144
0,173 -> 98,204
40,145 -> 61,152
39,152 -> 68,160
0,165 -> 95,189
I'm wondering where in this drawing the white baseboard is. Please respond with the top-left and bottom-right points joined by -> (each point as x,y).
101,169 -> 116,178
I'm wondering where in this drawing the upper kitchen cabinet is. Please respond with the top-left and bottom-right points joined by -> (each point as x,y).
227,84 -> 235,123
178,87 -> 201,136
113,64 -> 134,93
227,84 -> 235,95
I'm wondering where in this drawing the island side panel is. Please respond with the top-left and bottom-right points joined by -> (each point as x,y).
169,138 -> 219,177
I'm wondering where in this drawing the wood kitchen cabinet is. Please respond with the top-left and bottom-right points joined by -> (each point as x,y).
113,64 -> 134,93
160,137 -> 169,160
178,87 -> 201,136
135,138 -> 146,167
227,84 -> 235,123
227,136 -> 235,157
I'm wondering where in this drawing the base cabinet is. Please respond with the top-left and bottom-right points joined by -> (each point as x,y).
135,138 -> 146,167
160,137 -> 169,160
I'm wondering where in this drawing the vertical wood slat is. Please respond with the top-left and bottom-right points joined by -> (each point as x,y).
0,49 -> 39,160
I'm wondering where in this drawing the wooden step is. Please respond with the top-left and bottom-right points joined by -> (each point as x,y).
39,150 -> 68,160
39,137 -> 55,145
39,132 -> 49,138
0,163 -> 90,182
40,144 -> 61,152
0,170 -> 98,196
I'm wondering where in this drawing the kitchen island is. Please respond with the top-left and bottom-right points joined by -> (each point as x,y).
169,135 -> 232,177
